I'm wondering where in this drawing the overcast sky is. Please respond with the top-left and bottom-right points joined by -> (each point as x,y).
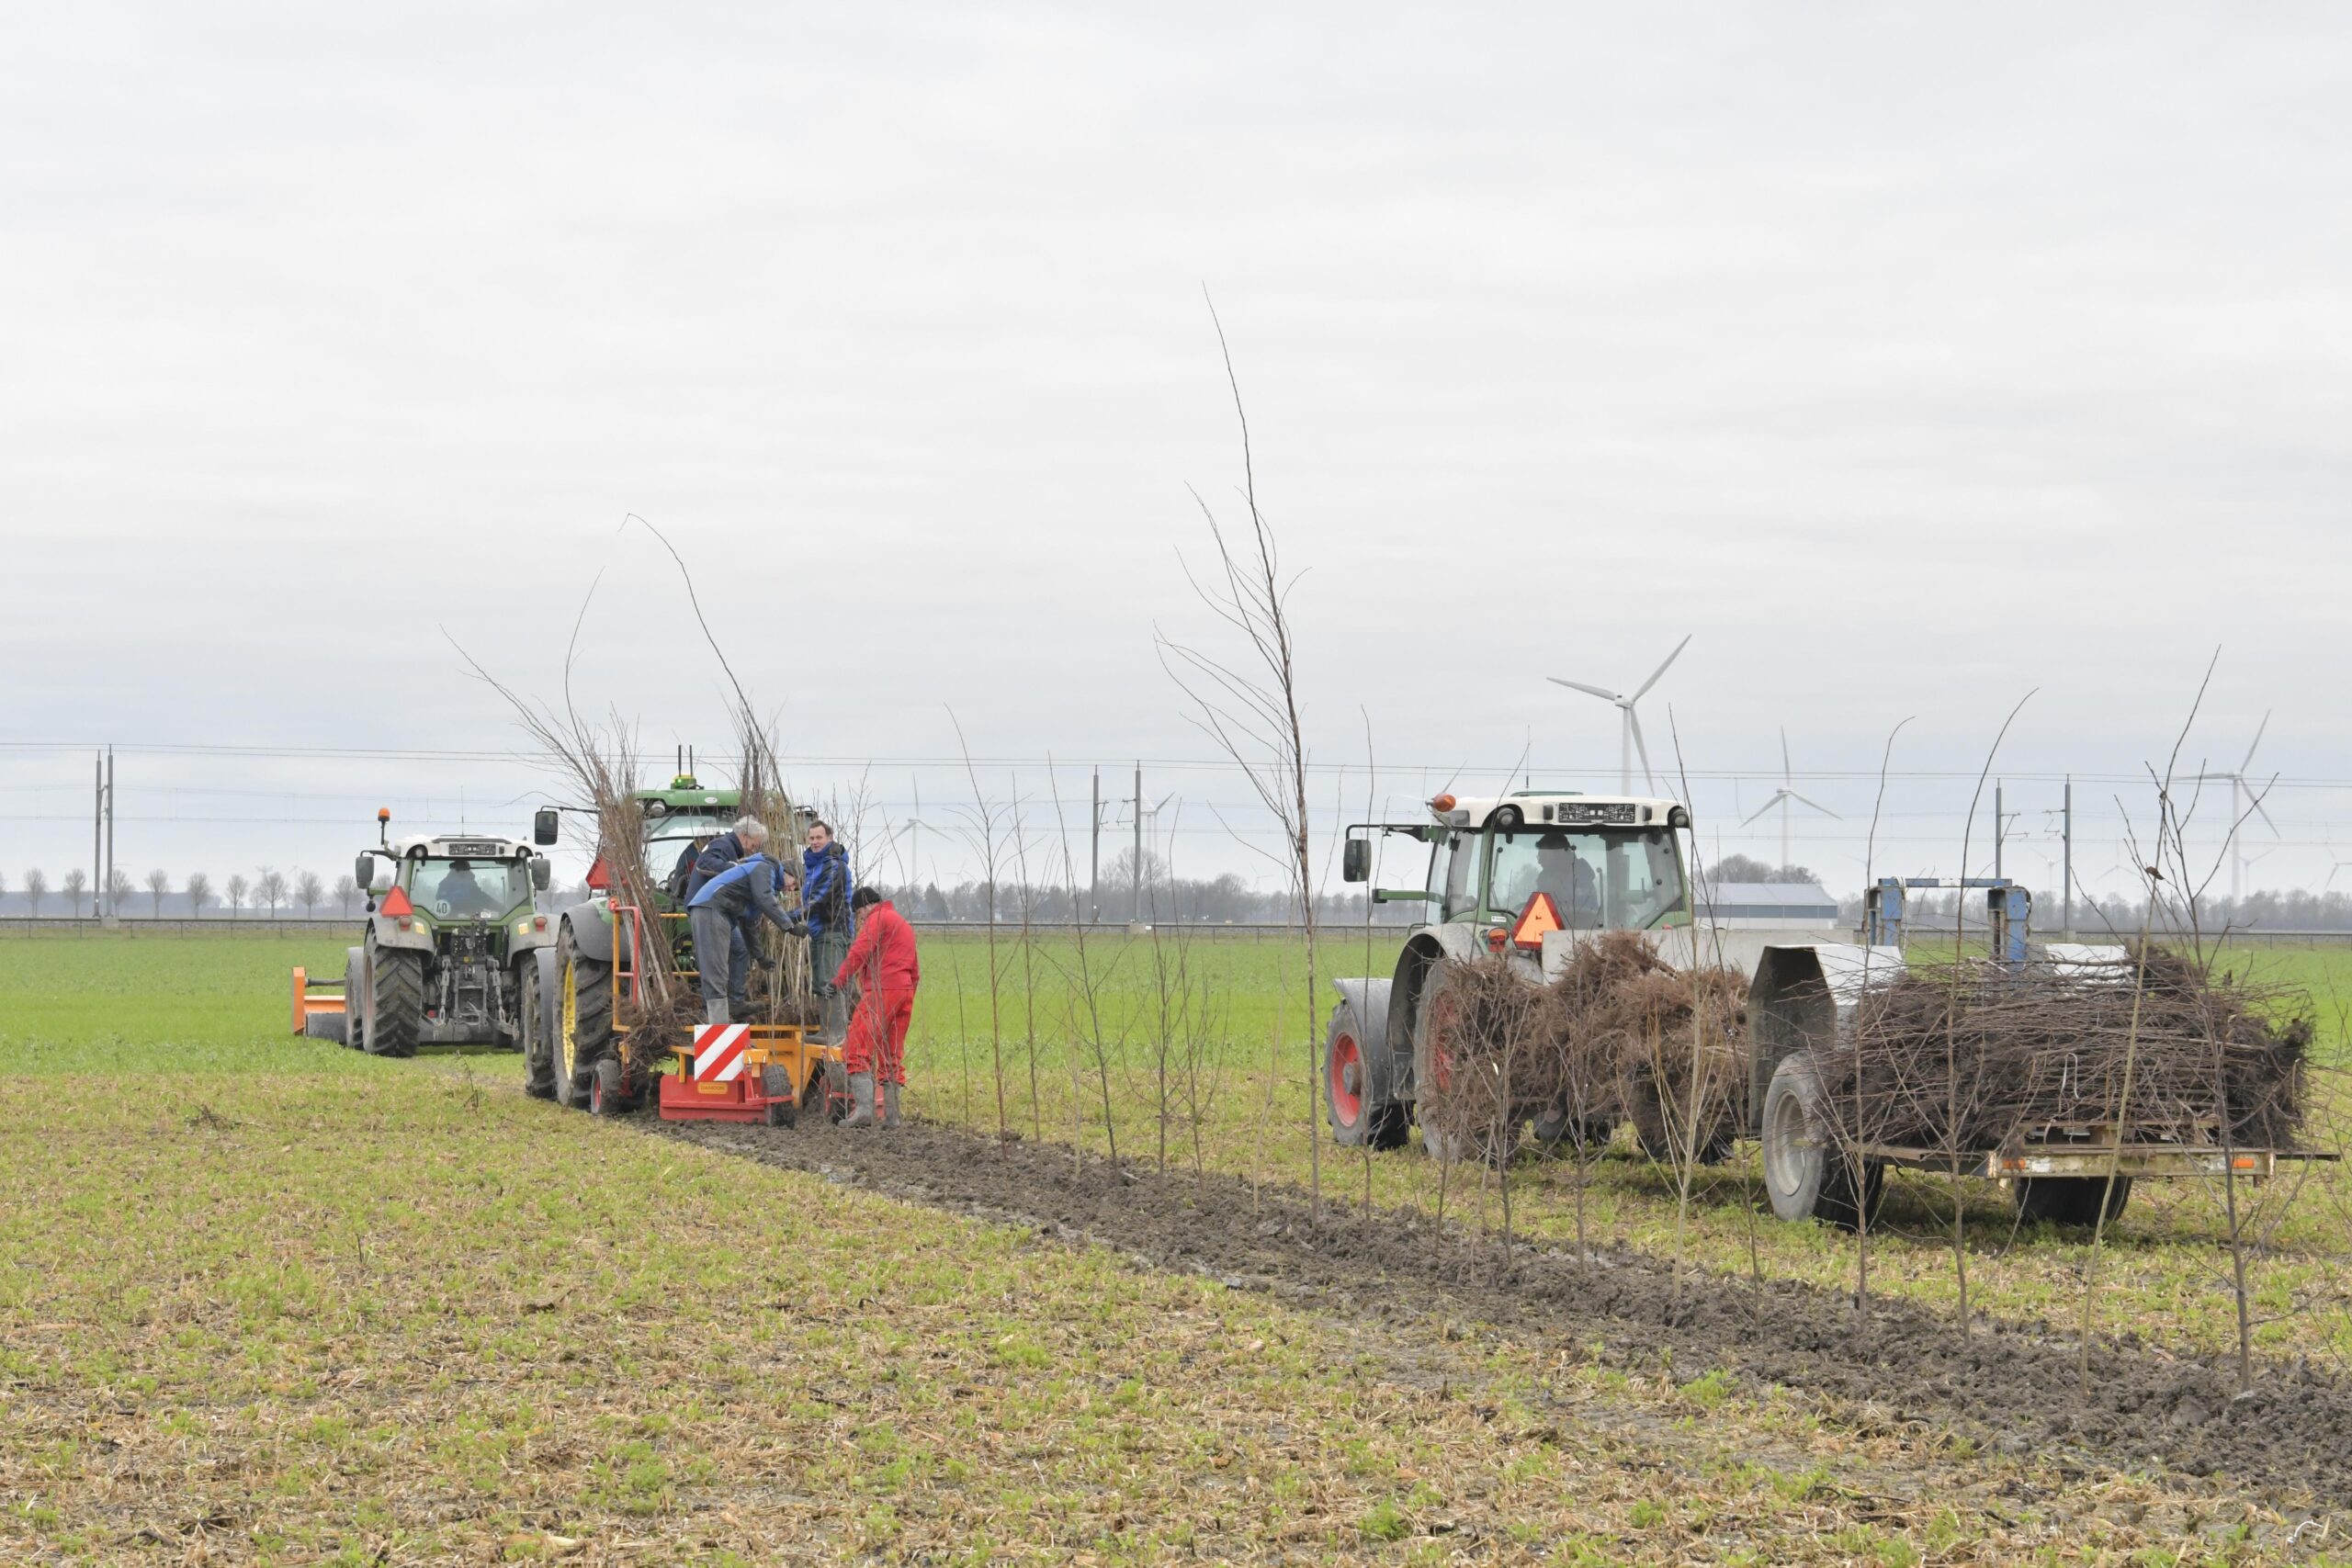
5,4 -> 2349,905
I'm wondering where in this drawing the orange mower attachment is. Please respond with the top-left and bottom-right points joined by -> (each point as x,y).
658,1021 -> 842,1127
291,965 -> 351,1043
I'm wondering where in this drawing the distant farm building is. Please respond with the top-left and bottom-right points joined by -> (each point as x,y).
1698,881 -> 1841,931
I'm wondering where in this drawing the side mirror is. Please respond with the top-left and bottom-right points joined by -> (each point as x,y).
533,808 -> 560,846
1341,839 -> 1370,883
354,853 -> 377,890
530,858 -> 551,892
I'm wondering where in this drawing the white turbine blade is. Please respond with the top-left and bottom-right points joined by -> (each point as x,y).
1547,676 -> 1622,703
2239,710 -> 2272,774
1627,709 -> 1657,793
2251,795 -> 2281,837
1740,793 -> 1789,827
1787,791 -> 1841,819
1780,727 -> 1792,787
1631,634 -> 1691,702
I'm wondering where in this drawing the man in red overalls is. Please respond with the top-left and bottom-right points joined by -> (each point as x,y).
831,886 -> 920,1128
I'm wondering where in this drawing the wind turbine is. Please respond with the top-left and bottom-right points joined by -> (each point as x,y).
2326,848 -> 2352,891
1739,728 -> 1839,873
2194,711 -> 2280,907
1547,634 -> 1691,794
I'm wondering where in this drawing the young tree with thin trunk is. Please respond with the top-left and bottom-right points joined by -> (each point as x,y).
295,870 -> 324,919
255,867 -> 288,917
145,868 -> 170,917
184,872 -> 211,919
1159,295 -> 1324,1221
63,869 -> 87,918
225,874 -> 247,919
107,866 -> 133,918
21,869 -> 43,917
334,873 -> 358,916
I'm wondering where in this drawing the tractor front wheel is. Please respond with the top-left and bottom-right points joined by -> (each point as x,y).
521,955 -> 556,1100
364,946 -> 423,1058
1324,1000 -> 1407,1150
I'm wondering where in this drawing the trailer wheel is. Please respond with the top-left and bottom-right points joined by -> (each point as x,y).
520,957 -> 556,1100
1623,1079 -> 1736,1167
763,1065 -> 797,1127
1325,1000 -> 1406,1150
588,1056 -> 627,1116
816,1059 -> 849,1124
364,946 -> 423,1058
555,924 -> 611,1110
1533,1108 -> 1612,1152
2014,1175 -> 2132,1229
343,946 -> 368,1050
1760,1054 -> 1883,1230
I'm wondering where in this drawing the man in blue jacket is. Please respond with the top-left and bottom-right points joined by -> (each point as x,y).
684,818 -> 802,1024
800,819 -> 854,1043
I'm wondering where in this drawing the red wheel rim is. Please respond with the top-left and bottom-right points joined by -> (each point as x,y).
1329,1032 -> 1363,1125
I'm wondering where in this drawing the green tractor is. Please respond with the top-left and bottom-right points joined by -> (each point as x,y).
297,808 -> 558,1055
529,774 -> 827,1116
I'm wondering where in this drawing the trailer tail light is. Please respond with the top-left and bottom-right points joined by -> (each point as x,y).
2233,1156 -> 2257,1171
379,886 -> 413,918
585,854 -> 611,891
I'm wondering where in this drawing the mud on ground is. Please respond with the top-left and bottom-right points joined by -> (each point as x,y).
657,1113 -> 2352,1513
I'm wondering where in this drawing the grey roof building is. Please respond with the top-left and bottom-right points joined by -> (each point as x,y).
1696,881 -> 1841,930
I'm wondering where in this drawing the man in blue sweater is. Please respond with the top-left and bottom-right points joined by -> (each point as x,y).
684,818 -> 802,1024
800,819 -> 854,1043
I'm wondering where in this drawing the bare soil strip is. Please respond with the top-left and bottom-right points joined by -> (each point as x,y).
659,1114 -> 2352,1511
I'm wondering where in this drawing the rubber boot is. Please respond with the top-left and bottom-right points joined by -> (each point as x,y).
705,998 -> 731,1026
881,1082 -> 902,1129
841,1072 -> 876,1129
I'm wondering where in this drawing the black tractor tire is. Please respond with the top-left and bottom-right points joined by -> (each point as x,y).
343,946 -> 368,1050
555,923 -> 612,1111
763,1064 -> 797,1128
520,954 -> 556,1100
816,1058 -> 849,1124
1760,1053 -> 1883,1231
1325,998 -> 1408,1150
1412,964 -> 1518,1166
588,1055 -> 628,1117
364,946 -> 424,1058
2014,1175 -> 2132,1229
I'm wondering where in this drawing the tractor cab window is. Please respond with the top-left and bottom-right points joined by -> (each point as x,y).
1441,831 -> 1483,921
406,858 -> 516,919
643,814 -> 731,886
1487,829 -> 1686,931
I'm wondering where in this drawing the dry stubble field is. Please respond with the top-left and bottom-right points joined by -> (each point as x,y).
3,932 -> 2350,1564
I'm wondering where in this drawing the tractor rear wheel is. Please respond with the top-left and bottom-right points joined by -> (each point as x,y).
1622,1077 -> 1736,1167
1532,1107 -> 1612,1153
364,946 -> 423,1058
520,956 -> 556,1100
1411,966 -> 1517,1166
555,924 -> 612,1110
2014,1175 -> 2132,1229
1760,1053 -> 1883,1231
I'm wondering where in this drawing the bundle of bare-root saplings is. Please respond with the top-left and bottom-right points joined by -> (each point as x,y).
1421,933 -> 1748,1163
1811,947 -> 2311,1157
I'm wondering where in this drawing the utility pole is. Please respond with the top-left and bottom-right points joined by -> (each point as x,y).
105,747 -> 116,925
2061,774 -> 2073,940
1133,761 -> 1143,926
1993,781 -> 2004,882
1089,767 -> 1101,924
92,751 -> 102,923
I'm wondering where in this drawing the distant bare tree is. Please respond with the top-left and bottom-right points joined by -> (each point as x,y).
334,873 -> 358,916
255,867 -> 288,917
184,872 -> 213,919
295,870 -> 324,919
106,866 -> 133,918
226,874 -> 249,919
0,869 -> 7,908
24,868 -> 48,917
63,868 -> 87,918
146,868 -> 171,917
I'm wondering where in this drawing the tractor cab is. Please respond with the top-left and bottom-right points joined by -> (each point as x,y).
1326,789 -> 1696,1151
1344,790 -> 1694,959
369,833 -> 545,924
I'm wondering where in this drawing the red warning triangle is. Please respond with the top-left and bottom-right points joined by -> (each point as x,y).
1510,891 -> 1565,952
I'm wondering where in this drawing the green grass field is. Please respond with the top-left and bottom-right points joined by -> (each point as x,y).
3,933 -> 2348,1562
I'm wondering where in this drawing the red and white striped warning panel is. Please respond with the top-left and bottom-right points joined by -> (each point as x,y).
691,1022 -> 751,1082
